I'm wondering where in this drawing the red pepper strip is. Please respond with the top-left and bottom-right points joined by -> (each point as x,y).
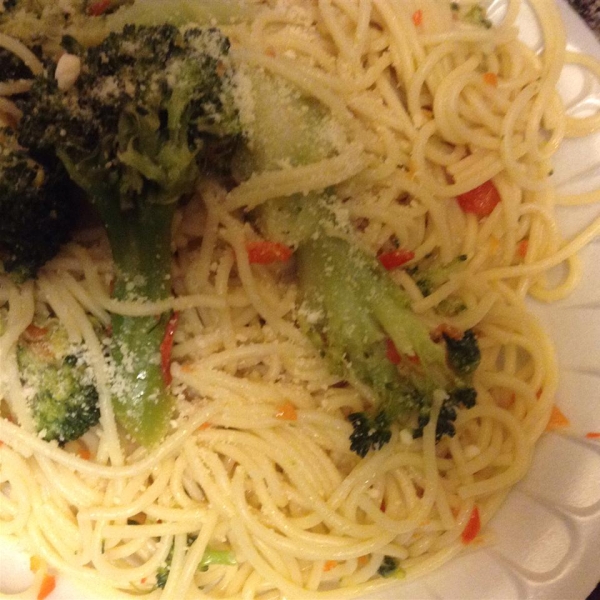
546,405 -> 570,431
160,312 -> 179,386
247,241 -> 293,265
378,249 -> 415,270
385,339 -> 420,366
461,506 -> 481,544
386,339 -> 402,364
585,432 -> 600,440
87,0 -> 111,15
457,180 -> 501,218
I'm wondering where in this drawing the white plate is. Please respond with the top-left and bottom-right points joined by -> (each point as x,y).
1,3 -> 600,599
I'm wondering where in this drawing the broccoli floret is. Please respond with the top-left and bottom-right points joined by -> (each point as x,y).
462,4 -> 492,29
377,555 -> 405,578
17,24 -> 242,446
296,233 -> 478,456
232,65 -> 479,457
156,536 -> 236,589
0,46 -> 33,79
348,411 -> 393,458
17,320 -> 100,443
0,128 -> 74,281
407,254 -> 468,316
413,386 -> 477,441
409,254 -> 467,297
443,329 -> 481,377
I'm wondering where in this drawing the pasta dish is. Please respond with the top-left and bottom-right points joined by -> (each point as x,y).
1,0 -> 599,598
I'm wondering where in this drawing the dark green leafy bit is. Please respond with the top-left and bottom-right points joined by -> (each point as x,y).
17,320 -> 100,444
413,386 -> 477,440
17,23 -> 241,446
377,555 -> 400,578
463,4 -> 492,28
0,46 -> 33,79
348,411 -> 392,458
444,329 -> 481,377
448,2 -> 492,28
0,128 -> 74,281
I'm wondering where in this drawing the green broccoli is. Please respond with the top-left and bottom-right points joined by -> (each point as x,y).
443,329 -> 481,377
233,70 -> 480,457
17,24 -> 242,446
413,386 -> 477,441
407,253 -> 468,317
296,232 -> 478,456
103,0 -> 257,31
377,555 -> 405,579
0,45 -> 34,80
0,128 -> 75,281
17,319 -> 100,444
156,536 -> 236,589
448,3 -> 492,29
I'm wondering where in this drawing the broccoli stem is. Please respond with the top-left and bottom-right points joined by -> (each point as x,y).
104,202 -> 176,447
296,235 -> 432,410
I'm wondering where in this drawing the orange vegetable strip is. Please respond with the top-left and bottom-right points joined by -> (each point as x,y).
483,72 -> 498,86
275,401 -> 297,421
546,405 -> 570,430
78,445 -> 91,460
38,574 -> 56,600
323,560 -> 338,571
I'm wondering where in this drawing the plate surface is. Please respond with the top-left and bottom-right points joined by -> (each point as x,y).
1,2 -> 600,599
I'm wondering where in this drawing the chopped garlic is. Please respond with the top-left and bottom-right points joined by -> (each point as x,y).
55,53 -> 81,91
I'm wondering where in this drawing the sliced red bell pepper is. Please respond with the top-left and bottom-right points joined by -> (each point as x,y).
378,249 -> 415,270
160,312 -> 179,386
87,0 -> 111,15
247,240 -> 293,264
461,506 -> 481,544
457,180 -> 501,218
